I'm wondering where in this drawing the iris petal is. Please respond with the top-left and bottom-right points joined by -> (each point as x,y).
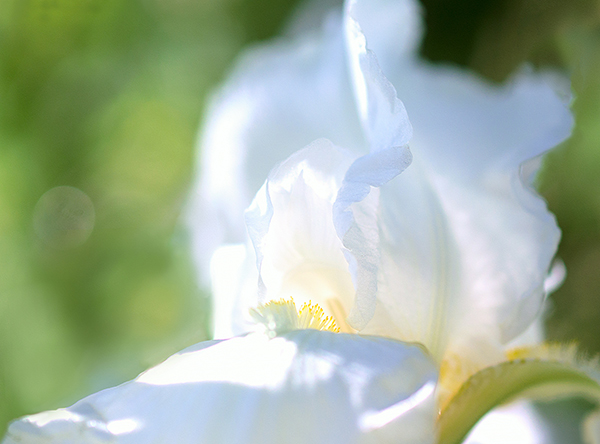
4,331 -> 438,444
351,0 -> 573,371
187,14 -> 364,281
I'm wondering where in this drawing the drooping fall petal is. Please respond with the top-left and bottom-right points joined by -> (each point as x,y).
3,331 -> 438,444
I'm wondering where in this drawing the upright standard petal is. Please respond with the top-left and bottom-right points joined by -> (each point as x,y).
244,139 -> 357,332
344,0 -> 412,153
332,0 -> 414,328
3,331 -> 438,444
334,146 -> 412,329
187,0 -> 416,285
187,13 -> 364,281
204,0 -> 415,334
349,0 -> 573,376
215,137 -> 411,336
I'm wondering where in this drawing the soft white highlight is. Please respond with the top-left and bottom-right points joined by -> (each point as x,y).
4,331 -> 438,444
463,401 -> 549,444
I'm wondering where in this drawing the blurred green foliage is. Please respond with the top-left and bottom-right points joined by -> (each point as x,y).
543,26 -> 600,351
0,0 -> 301,434
0,0 -> 600,437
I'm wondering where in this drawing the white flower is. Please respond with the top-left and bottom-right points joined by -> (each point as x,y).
4,0 -> 585,443
191,0 -> 573,395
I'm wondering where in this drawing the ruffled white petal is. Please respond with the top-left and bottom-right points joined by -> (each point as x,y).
391,65 -> 573,183
334,146 -> 412,329
244,140 -> 356,321
349,0 -> 572,367
187,13 -> 364,281
351,0 -> 573,168
236,138 -> 411,333
187,0 -> 418,286
344,0 -> 412,153
4,331 -> 438,444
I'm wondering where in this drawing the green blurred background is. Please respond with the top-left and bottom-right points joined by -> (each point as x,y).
0,0 -> 599,436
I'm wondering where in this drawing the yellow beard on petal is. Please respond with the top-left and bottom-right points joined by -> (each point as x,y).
437,353 -> 484,411
250,298 -> 340,336
505,342 -> 581,363
297,301 -> 340,332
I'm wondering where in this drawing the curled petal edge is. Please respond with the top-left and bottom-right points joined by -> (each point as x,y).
334,144 -> 413,329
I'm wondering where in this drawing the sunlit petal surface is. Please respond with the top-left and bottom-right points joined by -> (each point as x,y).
3,331 -> 438,444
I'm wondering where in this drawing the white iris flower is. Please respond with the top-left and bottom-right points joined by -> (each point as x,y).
7,0 -> 600,444
194,0 -> 572,402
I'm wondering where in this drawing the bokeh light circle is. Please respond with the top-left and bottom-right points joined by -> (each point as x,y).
33,186 -> 96,248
